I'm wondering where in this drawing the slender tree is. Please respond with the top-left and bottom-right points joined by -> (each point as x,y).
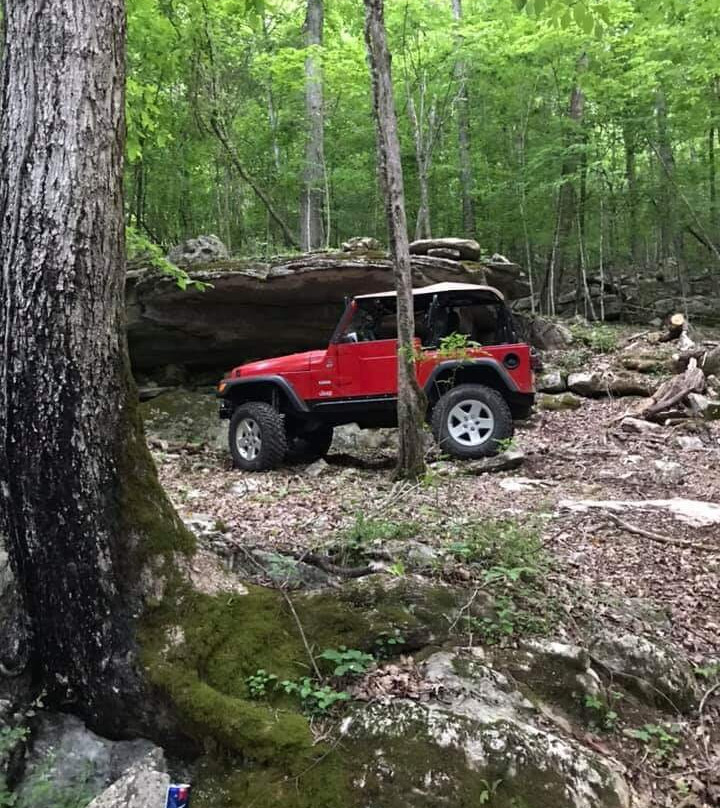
300,0 -> 326,250
0,0 -> 191,732
451,0 -> 476,238
364,0 -> 426,480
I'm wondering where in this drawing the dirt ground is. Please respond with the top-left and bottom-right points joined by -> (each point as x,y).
149,339 -> 720,806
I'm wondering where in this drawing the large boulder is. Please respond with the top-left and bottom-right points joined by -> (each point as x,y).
568,371 -> 657,398
140,389 -> 227,450
167,235 -> 229,267
86,749 -> 169,808
127,251 -> 529,375
341,650 -> 633,808
16,713 -> 162,806
589,631 -> 700,712
409,237 -> 481,260
512,314 -> 574,350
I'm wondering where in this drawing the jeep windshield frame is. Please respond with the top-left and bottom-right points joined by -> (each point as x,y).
330,284 -> 517,347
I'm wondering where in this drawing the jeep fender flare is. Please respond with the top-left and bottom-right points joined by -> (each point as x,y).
423,359 -> 520,398
217,375 -> 309,413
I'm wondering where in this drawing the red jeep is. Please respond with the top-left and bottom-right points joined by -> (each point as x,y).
217,282 -> 536,470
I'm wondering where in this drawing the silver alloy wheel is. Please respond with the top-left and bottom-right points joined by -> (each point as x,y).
236,417 -> 262,460
447,399 -> 494,447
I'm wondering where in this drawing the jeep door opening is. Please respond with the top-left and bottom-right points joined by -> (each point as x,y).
217,282 -> 536,471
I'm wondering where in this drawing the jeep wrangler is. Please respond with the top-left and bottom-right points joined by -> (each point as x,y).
217,282 -> 536,470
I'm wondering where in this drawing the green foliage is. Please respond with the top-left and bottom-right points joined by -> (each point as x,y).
624,723 -> 681,759
447,519 -> 552,645
126,226 -> 211,292
569,322 -> 618,354
583,692 -> 620,731
438,332 -> 482,359
278,678 -> 350,714
341,515 -> 419,552
0,724 -> 29,807
318,646 -> 374,677
374,630 -> 406,658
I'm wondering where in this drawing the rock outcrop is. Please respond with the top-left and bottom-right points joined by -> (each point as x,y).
127,250 -> 529,375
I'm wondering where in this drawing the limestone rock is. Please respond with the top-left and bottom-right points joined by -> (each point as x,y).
537,392 -> 582,411
140,389 -> 227,451
17,713 -> 162,805
687,392 -> 720,420
167,234 -> 229,267
409,237 -> 481,260
342,236 -> 381,253
427,247 -> 461,260
341,650 -> 634,808
86,749 -> 169,808
513,314 -> 574,350
537,368 -> 567,393
589,631 -> 699,712
127,251 -> 528,374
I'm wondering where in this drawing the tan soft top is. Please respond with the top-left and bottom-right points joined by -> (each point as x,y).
354,281 -> 504,301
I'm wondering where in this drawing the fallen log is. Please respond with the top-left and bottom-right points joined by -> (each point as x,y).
658,312 -> 686,342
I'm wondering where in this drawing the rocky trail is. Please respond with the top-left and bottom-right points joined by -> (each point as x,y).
134,322 -> 720,808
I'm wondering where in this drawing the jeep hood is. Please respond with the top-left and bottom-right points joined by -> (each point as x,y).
232,349 -> 325,378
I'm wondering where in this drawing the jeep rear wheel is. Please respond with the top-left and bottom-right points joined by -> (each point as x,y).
431,384 -> 513,459
229,402 -> 287,471
285,425 -> 334,464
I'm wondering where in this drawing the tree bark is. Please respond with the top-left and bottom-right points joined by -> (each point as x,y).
0,0 -> 192,733
451,0 -> 476,238
655,89 -> 676,266
300,0 -> 326,251
407,93 -> 433,240
623,123 -> 641,266
364,0 -> 426,480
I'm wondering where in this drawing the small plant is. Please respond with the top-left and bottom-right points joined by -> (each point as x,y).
494,436 -> 517,453
279,678 -> 350,713
624,723 -> 681,759
245,669 -> 278,699
319,646 -> 374,677
569,322 -> 617,354
374,630 -> 406,658
694,662 -> 720,680
583,693 -> 620,731
388,560 -> 406,577
479,778 -> 503,804
126,226 -> 211,292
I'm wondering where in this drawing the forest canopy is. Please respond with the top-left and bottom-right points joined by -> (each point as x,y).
127,0 -> 720,284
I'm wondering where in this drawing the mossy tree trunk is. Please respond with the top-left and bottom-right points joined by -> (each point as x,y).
0,0 -> 193,735
364,0 -> 427,480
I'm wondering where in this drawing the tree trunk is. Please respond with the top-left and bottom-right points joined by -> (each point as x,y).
407,94 -> 432,240
623,124 -> 641,266
300,0 -> 325,251
451,0 -> 475,238
710,124 -> 717,244
364,0 -> 426,480
655,90 -> 675,266
0,0 -> 192,734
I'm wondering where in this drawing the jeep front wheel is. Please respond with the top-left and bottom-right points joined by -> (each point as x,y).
431,384 -> 513,459
229,402 -> 287,471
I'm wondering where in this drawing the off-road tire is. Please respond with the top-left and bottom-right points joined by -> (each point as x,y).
285,425 -> 334,464
431,383 -> 513,459
229,402 -> 287,471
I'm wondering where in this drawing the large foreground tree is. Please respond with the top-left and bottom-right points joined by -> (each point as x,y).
0,0 -> 191,733
364,0 -> 426,480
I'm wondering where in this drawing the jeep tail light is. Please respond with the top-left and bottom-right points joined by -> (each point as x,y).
503,353 -> 520,370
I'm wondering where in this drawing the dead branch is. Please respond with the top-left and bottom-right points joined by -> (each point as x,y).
605,513 -> 718,553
